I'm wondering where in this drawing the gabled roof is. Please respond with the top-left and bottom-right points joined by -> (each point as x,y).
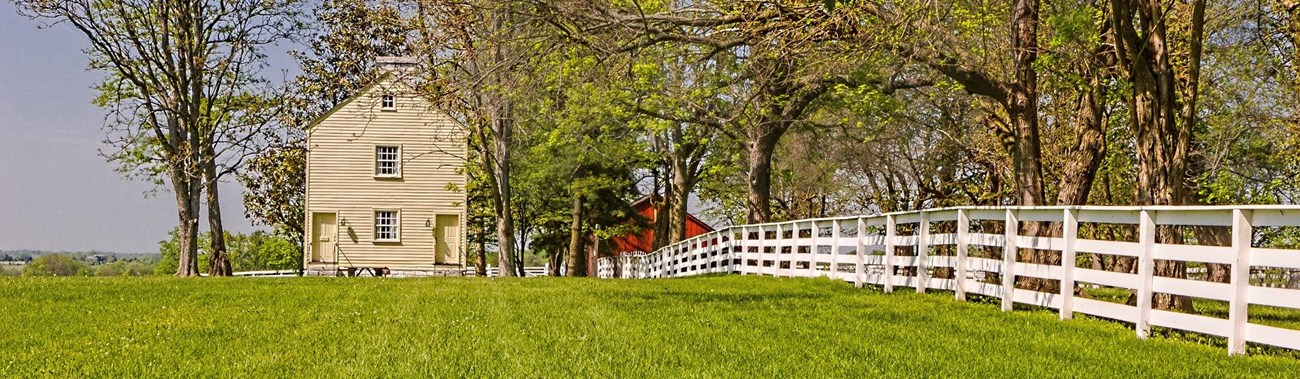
630,194 -> 715,232
302,71 -> 428,131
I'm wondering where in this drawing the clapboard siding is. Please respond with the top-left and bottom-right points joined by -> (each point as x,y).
304,76 -> 467,270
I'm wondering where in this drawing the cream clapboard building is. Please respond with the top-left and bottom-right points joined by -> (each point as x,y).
303,64 -> 467,276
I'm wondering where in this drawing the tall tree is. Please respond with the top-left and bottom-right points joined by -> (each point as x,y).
239,0 -> 418,247
557,0 -> 928,223
16,0 -> 301,276
625,45 -> 724,246
1109,0 -> 1206,311
416,0 -> 555,276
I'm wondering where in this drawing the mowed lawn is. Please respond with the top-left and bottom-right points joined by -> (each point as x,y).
1,276 -> 1297,377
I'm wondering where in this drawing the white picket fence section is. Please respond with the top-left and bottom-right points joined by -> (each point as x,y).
596,205 -> 1300,355
231,270 -> 298,277
463,265 -> 551,277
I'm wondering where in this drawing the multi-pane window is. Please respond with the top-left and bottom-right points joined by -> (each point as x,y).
376,145 -> 400,176
381,94 -> 395,110
375,210 -> 399,241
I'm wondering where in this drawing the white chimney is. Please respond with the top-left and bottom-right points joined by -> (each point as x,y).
375,56 -> 420,75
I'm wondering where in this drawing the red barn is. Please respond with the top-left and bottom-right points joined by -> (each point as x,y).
609,195 -> 715,255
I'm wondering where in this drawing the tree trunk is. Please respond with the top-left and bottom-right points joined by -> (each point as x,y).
491,117 -> 518,277
745,129 -> 782,223
487,2 -> 519,277
172,164 -> 201,277
651,189 -> 671,252
1111,0 -> 1205,312
1008,0 -> 1045,208
566,194 -> 586,277
476,231 -> 487,276
1056,38 -> 1112,206
1006,0 -> 1060,293
668,152 -> 693,244
204,149 -> 232,276
548,250 -> 562,276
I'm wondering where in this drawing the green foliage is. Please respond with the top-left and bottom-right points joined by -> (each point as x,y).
0,266 -> 19,277
95,261 -> 154,277
21,255 -> 92,277
239,146 -> 306,243
505,43 -> 649,262
0,276 -> 1296,376
154,228 -> 203,275
240,0 -> 418,245
226,231 -> 302,272
156,228 -> 299,274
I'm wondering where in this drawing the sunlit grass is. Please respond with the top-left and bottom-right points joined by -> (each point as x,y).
0,276 -> 1296,377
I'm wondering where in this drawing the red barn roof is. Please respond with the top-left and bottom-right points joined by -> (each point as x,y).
609,195 -> 715,255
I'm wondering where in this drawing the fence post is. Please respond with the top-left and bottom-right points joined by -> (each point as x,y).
1228,208 -> 1253,355
956,209 -> 969,301
1002,209 -> 1018,312
1136,209 -> 1156,339
676,240 -> 684,277
831,219 -> 841,281
856,217 -> 866,288
725,228 -> 736,274
720,231 -> 729,273
741,226 -> 751,276
1060,208 -> 1078,320
774,224 -> 784,277
760,225 -> 772,277
789,222 -> 800,277
886,214 -> 897,293
808,221 -> 819,278
771,224 -> 781,277
917,211 -> 930,294
780,221 -> 790,277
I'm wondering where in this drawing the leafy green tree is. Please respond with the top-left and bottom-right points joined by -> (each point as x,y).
240,0 -> 418,247
15,0 -> 302,276
509,45 -> 648,276
227,231 -> 302,272
23,255 -> 92,277
156,228 -> 300,274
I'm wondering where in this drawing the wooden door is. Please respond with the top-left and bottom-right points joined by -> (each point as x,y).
434,215 -> 460,264
312,213 -> 337,263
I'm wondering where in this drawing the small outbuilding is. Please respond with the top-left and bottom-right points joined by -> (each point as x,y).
607,195 -> 715,255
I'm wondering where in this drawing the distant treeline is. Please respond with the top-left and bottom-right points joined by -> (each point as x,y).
0,250 -> 159,263
1,230 -> 298,277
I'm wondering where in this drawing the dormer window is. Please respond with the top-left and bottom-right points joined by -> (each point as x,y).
381,94 -> 395,110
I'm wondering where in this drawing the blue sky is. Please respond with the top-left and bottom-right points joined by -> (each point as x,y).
0,4 -> 298,253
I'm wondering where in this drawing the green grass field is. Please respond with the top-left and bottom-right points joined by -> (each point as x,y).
1,276 -> 1297,377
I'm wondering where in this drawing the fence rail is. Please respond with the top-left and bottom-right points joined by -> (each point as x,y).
596,205 -> 1300,355
231,270 -> 298,277
464,265 -> 551,277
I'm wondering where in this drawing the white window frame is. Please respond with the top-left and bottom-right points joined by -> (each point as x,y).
374,209 -> 400,242
374,144 -> 402,178
380,94 -> 396,110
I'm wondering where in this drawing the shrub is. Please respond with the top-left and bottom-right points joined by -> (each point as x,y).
22,254 -> 92,277
0,266 -> 21,276
156,228 -> 300,274
96,261 -> 154,276
228,231 -> 301,272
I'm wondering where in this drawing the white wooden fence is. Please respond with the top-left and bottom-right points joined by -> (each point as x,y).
464,265 -> 551,277
231,270 -> 298,277
596,206 -> 1300,355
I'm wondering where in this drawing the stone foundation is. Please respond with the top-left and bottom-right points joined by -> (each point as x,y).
303,266 -> 464,278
